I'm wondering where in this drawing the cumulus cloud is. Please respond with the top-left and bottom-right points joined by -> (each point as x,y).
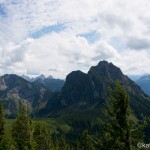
116,50 -> 150,75
0,38 -> 33,70
0,0 -> 150,78
92,41 -> 120,61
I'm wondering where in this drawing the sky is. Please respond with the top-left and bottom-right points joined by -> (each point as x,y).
0,0 -> 150,79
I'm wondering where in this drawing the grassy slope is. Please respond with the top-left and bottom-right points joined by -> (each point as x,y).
6,118 -> 71,133
6,107 -> 138,134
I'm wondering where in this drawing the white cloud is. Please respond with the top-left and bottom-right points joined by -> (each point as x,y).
115,50 -> 150,75
0,0 -> 150,78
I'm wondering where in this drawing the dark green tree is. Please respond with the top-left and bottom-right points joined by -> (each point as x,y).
58,134 -> 70,150
81,130 -> 94,150
99,81 -> 146,150
51,132 -> 59,150
0,126 -> 15,150
0,101 -> 15,150
33,121 -> 52,150
12,104 -> 33,150
0,101 -> 5,142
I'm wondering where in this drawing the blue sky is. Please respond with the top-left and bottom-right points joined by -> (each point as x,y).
0,4 -> 6,16
0,0 -> 150,78
31,24 -> 66,39
79,30 -> 101,44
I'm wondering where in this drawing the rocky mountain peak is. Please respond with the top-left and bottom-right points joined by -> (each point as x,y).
38,74 -> 46,80
89,61 -> 123,81
47,75 -> 53,79
65,71 -> 87,83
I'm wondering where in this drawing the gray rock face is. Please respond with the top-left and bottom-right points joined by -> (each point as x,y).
0,77 -> 7,90
0,74 -> 52,118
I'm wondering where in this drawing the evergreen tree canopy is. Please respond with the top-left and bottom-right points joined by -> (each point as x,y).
12,104 -> 33,150
0,101 -> 5,142
33,121 -> 52,150
99,81 -> 145,150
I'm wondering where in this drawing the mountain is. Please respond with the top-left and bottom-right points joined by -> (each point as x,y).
39,61 -> 150,119
21,75 -> 31,82
128,75 -> 142,82
22,74 -> 46,82
136,75 -> 150,96
22,74 -> 65,91
0,74 -> 53,118
1,61 -> 150,120
33,77 -> 65,92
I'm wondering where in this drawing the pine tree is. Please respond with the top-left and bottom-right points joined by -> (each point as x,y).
98,81 -> 146,150
51,132 -> 59,150
0,101 -> 5,142
12,104 -> 33,150
33,121 -> 52,150
0,101 -> 16,150
58,134 -> 70,150
81,130 -> 94,150
0,126 -> 15,150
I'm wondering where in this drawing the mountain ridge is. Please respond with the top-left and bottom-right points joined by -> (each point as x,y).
0,61 -> 150,120
38,61 -> 150,119
0,74 -> 64,118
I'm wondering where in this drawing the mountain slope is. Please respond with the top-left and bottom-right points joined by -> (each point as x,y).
33,77 -> 65,91
1,61 -> 150,120
22,74 -> 65,91
40,61 -> 150,119
0,74 -> 52,118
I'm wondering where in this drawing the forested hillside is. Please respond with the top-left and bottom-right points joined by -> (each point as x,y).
0,82 -> 149,150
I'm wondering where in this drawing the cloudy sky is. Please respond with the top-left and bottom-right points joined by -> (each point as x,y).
0,0 -> 150,79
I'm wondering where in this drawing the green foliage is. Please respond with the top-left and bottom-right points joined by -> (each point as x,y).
0,127 -> 15,150
58,134 -> 70,150
0,101 -> 15,150
1,81 -> 149,150
12,104 -> 33,150
98,81 -> 146,150
51,132 -> 60,150
33,122 -> 52,150
81,130 -> 94,150
0,101 -> 5,142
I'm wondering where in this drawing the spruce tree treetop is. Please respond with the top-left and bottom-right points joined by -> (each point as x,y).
98,81 -> 146,150
0,101 -> 5,142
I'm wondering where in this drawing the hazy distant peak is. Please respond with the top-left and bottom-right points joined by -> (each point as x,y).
138,75 -> 150,81
21,75 -> 31,81
38,74 -> 46,80
47,75 -> 53,79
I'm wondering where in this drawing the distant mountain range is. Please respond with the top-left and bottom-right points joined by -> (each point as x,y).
21,74 -> 47,82
136,75 -> 150,96
0,61 -> 150,120
22,74 -> 65,91
128,74 -> 150,96
0,74 -> 64,118
128,75 -> 142,81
